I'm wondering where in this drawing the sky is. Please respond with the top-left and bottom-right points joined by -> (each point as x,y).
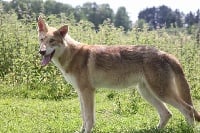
57,0 -> 200,22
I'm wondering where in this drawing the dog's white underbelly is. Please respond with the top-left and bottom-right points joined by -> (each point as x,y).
91,72 -> 143,89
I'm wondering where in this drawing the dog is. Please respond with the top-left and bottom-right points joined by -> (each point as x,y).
37,16 -> 200,133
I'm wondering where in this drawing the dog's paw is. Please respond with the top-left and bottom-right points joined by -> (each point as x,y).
74,128 -> 85,133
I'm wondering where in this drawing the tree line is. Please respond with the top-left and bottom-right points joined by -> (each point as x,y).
1,0 -> 131,31
1,0 -> 200,31
138,5 -> 200,29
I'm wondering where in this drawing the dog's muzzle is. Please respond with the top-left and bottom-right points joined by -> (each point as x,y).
39,50 -> 46,56
40,49 -> 55,66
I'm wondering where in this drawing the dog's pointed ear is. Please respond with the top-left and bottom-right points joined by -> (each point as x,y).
37,16 -> 48,32
58,25 -> 68,37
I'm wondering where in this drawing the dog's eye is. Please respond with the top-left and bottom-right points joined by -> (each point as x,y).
49,38 -> 55,43
40,38 -> 44,42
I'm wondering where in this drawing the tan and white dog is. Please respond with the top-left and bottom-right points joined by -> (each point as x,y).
37,16 -> 200,133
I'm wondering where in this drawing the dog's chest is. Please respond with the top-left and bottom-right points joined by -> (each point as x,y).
63,72 -> 78,89
52,59 -> 78,89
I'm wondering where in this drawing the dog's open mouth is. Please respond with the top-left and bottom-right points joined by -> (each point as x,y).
41,50 -> 55,66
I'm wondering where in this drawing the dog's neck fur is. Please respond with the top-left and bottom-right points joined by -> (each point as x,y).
52,34 -> 82,74
64,34 -> 80,46
51,34 -> 87,89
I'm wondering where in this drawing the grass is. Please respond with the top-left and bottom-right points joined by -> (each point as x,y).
1,90 -> 200,133
0,97 -> 80,132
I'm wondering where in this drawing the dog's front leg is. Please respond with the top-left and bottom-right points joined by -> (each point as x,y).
78,87 -> 95,133
78,95 -> 86,133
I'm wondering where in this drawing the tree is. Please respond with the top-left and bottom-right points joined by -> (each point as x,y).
74,5 -> 86,22
114,7 -> 132,31
1,0 -> 12,12
98,4 -> 114,24
75,2 -> 114,30
44,0 -> 73,16
134,19 -> 147,31
30,0 -> 43,14
185,12 -> 196,26
195,9 -> 200,24
138,5 -> 183,29
138,7 -> 156,28
9,0 -> 30,19
157,5 -> 175,28
174,9 -> 184,27
81,2 -> 98,26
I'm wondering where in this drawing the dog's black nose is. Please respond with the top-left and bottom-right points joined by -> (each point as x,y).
39,50 -> 46,55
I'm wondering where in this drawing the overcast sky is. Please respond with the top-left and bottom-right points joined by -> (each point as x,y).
57,0 -> 200,22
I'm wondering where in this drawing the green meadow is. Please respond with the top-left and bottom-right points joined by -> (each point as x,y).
0,14 -> 200,132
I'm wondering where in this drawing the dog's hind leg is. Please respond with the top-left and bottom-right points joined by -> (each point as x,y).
163,95 -> 195,126
144,72 -> 195,126
137,82 -> 172,128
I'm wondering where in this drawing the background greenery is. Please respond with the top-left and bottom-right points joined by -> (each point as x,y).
0,13 -> 199,100
0,1 -> 200,132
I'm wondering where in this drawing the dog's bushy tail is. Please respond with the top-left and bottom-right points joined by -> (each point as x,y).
164,53 -> 200,122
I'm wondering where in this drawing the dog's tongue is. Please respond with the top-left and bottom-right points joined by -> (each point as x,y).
41,55 -> 51,66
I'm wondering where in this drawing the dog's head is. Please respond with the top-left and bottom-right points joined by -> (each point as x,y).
37,16 -> 68,66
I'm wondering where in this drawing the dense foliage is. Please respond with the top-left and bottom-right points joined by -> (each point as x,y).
0,12 -> 200,100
